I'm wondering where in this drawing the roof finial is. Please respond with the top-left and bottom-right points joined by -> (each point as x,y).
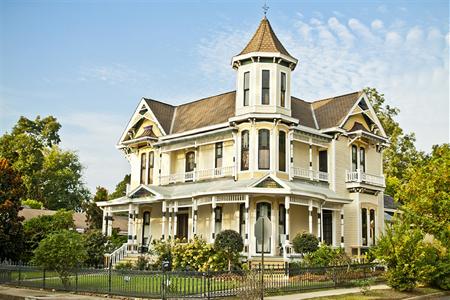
262,1 -> 269,17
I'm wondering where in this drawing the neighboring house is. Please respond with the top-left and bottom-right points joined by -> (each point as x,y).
383,194 -> 401,222
20,208 -> 128,235
97,16 -> 388,262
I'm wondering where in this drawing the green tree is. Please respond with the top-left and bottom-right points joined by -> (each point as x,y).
364,88 -> 424,195
109,174 -> 130,200
0,158 -> 25,261
84,186 -> 108,230
292,232 -> 319,254
40,147 -> 90,210
83,229 -> 108,267
21,199 -> 43,209
22,209 -> 75,261
214,230 -> 244,271
33,230 -> 87,288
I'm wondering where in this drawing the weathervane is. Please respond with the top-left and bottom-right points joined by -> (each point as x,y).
262,1 -> 269,16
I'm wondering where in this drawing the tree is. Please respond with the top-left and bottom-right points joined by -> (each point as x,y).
22,209 -> 75,261
374,144 -> 450,290
84,186 -> 108,230
292,233 -> 319,254
364,87 -> 424,195
33,230 -> 87,288
109,174 -> 130,200
83,230 -> 108,267
0,158 -> 25,261
214,230 -> 244,271
40,147 -> 90,211
0,116 -> 90,210
21,199 -> 43,209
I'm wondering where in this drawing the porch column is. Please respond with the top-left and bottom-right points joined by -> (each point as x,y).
340,208 -> 345,248
284,196 -> 290,261
192,198 -> 198,237
245,195 -> 250,259
102,208 -> 107,235
133,207 -> 138,250
288,131 -> 294,180
173,202 -> 178,238
271,200 -> 276,255
366,208 -> 371,246
128,204 -> 134,248
168,203 -> 173,239
161,201 -> 166,240
309,138 -> 313,180
232,130 -> 238,180
308,201 -> 313,234
211,196 -> 217,242
317,206 -> 322,244
106,208 -> 113,237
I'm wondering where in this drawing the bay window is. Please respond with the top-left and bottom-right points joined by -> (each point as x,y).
258,129 -> 270,170
261,70 -> 270,105
241,131 -> 249,171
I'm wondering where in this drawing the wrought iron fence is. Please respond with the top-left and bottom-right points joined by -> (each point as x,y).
0,262 -> 385,299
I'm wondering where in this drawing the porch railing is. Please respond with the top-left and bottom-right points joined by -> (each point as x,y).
160,166 -> 234,185
105,242 -> 128,267
291,167 -> 329,182
345,170 -> 385,187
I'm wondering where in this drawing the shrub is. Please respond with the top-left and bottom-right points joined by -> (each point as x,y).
292,233 -> 319,254
83,229 -> 107,267
115,261 -> 134,270
214,230 -> 244,271
33,230 -> 87,288
21,199 -> 43,209
303,245 -> 350,267
135,255 -> 151,270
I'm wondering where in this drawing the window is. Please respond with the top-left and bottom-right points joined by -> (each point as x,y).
243,72 -> 250,106
278,204 -> 286,244
322,210 -> 333,245
148,152 -> 154,185
176,213 -> 189,240
261,70 -> 270,105
360,147 -> 366,172
256,202 -> 271,253
278,131 -> 286,172
241,131 -> 249,171
239,203 -> 246,240
214,206 -> 222,235
351,145 -> 358,171
141,211 -> 151,245
362,208 -> 368,246
280,72 -> 286,107
185,151 -> 195,181
215,142 -> 223,169
370,209 -> 375,245
140,153 -> 147,184
319,150 -> 328,173
258,129 -> 270,169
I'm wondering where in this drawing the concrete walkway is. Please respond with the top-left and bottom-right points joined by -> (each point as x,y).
0,285 -> 109,300
266,284 -> 390,300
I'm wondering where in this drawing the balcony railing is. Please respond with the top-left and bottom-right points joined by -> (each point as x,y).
346,169 -> 385,187
160,166 -> 234,185
291,167 -> 329,182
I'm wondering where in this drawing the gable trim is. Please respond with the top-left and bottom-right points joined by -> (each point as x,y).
248,173 -> 291,190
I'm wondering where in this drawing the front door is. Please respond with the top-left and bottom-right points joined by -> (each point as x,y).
141,211 -> 151,246
256,202 -> 271,253
322,210 -> 333,245
176,213 -> 189,240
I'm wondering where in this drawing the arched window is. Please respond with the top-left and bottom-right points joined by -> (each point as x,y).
148,152 -> 154,185
279,131 -> 286,172
360,147 -> 366,172
215,142 -> 223,169
258,129 -> 270,170
185,152 -> 195,172
241,130 -> 249,171
361,208 -> 368,246
351,145 -> 358,171
214,206 -> 222,234
140,153 -> 147,184
370,209 -> 375,245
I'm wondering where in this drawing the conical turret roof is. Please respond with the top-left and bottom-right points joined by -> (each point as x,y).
238,16 -> 294,58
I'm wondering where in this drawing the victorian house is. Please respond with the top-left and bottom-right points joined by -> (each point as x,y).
98,17 -> 388,264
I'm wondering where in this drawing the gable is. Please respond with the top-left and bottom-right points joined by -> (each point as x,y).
312,92 -> 361,129
255,177 -> 284,188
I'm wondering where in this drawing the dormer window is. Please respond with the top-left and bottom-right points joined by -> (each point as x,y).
243,72 -> 250,106
261,70 -> 270,105
280,72 -> 286,107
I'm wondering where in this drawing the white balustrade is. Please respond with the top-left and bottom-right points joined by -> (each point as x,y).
292,167 -> 329,182
346,169 -> 385,187
160,166 -> 234,185
105,242 -> 128,267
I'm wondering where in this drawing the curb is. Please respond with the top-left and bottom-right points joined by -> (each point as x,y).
403,291 -> 450,300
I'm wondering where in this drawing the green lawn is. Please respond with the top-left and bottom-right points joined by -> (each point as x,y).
313,287 -> 446,300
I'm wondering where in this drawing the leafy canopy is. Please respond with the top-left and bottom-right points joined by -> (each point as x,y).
109,174 -> 130,200
214,230 -> 244,271
292,232 -> 319,254
84,186 -> 108,230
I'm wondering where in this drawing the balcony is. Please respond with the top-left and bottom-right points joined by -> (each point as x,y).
291,167 -> 329,182
345,170 -> 385,193
160,166 -> 234,185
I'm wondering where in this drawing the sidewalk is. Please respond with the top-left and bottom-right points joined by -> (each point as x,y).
266,284 -> 390,300
0,285 -> 108,300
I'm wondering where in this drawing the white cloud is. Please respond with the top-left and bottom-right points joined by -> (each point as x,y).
79,64 -> 152,85
371,19 -> 384,30
196,15 -> 450,151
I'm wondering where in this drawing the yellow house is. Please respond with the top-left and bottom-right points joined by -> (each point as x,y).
97,17 -> 388,263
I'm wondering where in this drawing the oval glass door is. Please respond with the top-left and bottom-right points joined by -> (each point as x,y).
256,202 -> 271,253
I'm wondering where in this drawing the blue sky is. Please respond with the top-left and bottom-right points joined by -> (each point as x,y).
1,0 -> 449,192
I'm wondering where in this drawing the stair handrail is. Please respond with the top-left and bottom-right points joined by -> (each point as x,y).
106,242 -> 128,267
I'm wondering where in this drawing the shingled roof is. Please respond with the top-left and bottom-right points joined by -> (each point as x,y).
238,17 -> 293,58
141,91 -> 361,136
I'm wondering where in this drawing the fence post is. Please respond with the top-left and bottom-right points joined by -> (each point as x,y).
18,262 -> 21,286
43,268 -> 46,290
108,260 -> 112,294
207,270 -> 211,300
